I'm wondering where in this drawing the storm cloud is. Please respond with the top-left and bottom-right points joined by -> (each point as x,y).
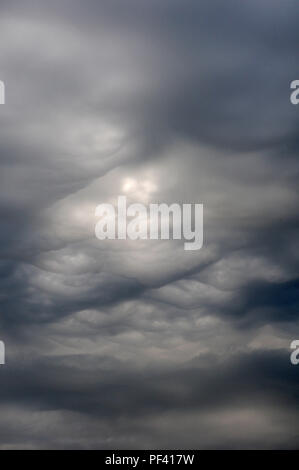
0,0 -> 298,448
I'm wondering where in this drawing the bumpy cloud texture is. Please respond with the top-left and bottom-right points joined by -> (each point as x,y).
0,0 -> 298,449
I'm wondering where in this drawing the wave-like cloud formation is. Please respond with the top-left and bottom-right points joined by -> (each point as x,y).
0,0 -> 298,448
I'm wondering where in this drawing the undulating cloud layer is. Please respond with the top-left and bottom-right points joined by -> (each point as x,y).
0,0 -> 298,449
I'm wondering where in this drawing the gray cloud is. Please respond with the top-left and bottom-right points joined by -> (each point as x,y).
0,0 -> 298,449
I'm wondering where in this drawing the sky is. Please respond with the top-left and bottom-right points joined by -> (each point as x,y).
0,0 -> 298,449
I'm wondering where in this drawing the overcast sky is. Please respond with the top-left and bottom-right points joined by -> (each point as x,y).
0,0 -> 298,449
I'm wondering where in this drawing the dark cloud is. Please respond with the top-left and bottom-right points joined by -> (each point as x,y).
0,350 -> 298,448
0,0 -> 298,449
